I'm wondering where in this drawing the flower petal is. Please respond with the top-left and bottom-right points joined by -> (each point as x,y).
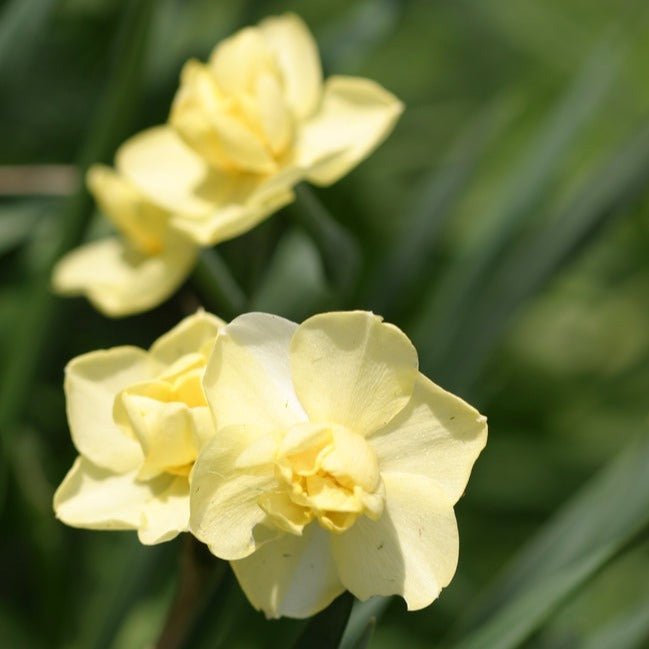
189,425 -> 278,560
64,346 -> 157,472
290,311 -> 418,435
203,312 -> 306,433
331,473 -> 458,610
138,476 -> 190,545
369,374 -> 487,504
149,309 -> 224,364
53,456 -> 179,535
52,236 -> 197,317
231,523 -> 344,619
295,76 -> 403,186
259,13 -> 322,119
86,164 -> 168,255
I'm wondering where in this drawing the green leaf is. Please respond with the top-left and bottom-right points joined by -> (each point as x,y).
449,434 -> 649,649
292,592 -> 355,649
365,98 -> 515,316
0,201 -> 48,256
412,34 -> 624,373
340,597 -> 391,649
434,122 -> 649,390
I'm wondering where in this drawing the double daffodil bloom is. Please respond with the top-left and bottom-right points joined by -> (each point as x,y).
52,165 -> 198,317
118,13 -> 403,246
190,311 -> 487,618
54,311 -> 223,544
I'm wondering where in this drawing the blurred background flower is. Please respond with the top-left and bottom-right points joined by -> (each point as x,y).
1,0 -> 649,648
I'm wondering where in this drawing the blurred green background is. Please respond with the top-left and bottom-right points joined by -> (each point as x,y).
2,0 -> 649,647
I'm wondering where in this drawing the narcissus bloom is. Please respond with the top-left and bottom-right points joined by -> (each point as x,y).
52,165 -> 198,317
190,311 -> 487,618
54,310 -> 223,544
119,13 -> 403,246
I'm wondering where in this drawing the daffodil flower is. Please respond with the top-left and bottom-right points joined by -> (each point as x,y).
52,165 -> 198,317
54,310 -> 223,544
190,311 -> 487,618
118,13 -> 403,246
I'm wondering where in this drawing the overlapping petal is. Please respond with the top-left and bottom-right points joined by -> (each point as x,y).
190,425 -> 278,560
369,375 -> 487,504
203,312 -> 306,433
52,236 -> 197,317
331,473 -> 458,610
290,311 -> 418,434
231,523 -> 343,619
297,76 -> 403,186
64,346 -> 157,472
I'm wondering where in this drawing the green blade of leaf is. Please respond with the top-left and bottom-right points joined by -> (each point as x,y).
411,33 -> 624,372
292,592 -> 355,649
365,97 -> 515,316
435,121 -> 649,390
449,434 -> 649,648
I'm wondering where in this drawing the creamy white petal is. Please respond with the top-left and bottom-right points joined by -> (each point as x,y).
150,310 -> 224,364
53,456 -> 176,532
189,425 -> 278,560
231,523 -> 344,619
138,476 -> 190,544
295,76 -> 403,186
259,13 -> 322,119
202,312 -> 306,433
52,236 -> 198,317
369,374 -> 487,504
332,473 -> 458,610
64,346 -> 157,472
290,311 -> 418,435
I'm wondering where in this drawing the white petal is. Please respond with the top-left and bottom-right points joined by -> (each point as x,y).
64,346 -> 157,472
332,473 -> 458,610
259,13 -> 322,119
189,425 -> 278,560
231,523 -> 344,619
290,311 -> 418,435
369,374 -> 487,504
53,456 -> 179,536
203,312 -> 306,433
138,476 -> 190,544
295,76 -> 403,185
52,236 -> 198,317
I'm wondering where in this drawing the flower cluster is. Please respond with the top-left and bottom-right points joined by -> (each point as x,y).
52,13 -> 403,317
52,13 -> 487,622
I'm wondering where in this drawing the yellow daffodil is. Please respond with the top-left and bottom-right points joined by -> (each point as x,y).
190,311 -> 487,618
118,13 -> 403,246
54,310 -> 223,544
52,165 -> 198,317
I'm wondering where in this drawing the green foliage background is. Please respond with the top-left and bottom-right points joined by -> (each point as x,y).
1,0 -> 649,647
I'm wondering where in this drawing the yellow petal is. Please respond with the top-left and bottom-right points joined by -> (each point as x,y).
189,425 -> 278,560
290,311 -> 418,434
369,374 -> 487,505
295,76 -> 403,186
203,313 -> 306,434
116,126 -> 217,218
149,309 -> 224,364
86,164 -> 168,255
64,346 -> 156,472
209,27 -> 276,97
53,456 -> 180,536
259,13 -> 322,119
138,475 -> 190,545
331,473 -> 458,610
52,236 -> 197,317
256,72 -> 293,156
231,523 -> 344,619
